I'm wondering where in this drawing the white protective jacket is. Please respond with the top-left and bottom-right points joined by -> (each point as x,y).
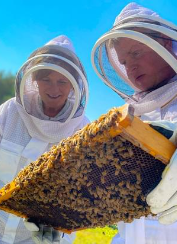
0,35 -> 90,244
91,2 -> 177,242
111,87 -> 177,244
0,98 -> 89,244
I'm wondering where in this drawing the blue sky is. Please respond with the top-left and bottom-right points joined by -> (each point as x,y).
1,0 -> 177,121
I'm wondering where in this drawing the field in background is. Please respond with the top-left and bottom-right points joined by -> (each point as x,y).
74,226 -> 118,244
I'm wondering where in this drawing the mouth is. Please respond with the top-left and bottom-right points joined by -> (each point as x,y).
47,94 -> 61,99
135,74 -> 145,83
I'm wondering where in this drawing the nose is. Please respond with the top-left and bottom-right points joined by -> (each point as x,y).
48,81 -> 62,94
125,59 -> 138,76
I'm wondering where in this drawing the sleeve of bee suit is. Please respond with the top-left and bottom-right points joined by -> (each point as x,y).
24,219 -> 62,244
146,120 -> 177,225
0,99 -> 12,142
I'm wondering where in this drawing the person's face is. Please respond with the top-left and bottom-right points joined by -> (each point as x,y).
114,37 -> 174,91
36,70 -> 73,113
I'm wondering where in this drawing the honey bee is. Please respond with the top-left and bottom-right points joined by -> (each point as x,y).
101,177 -> 105,184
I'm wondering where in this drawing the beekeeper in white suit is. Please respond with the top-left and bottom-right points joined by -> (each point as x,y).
0,35 -> 89,244
92,2 -> 177,244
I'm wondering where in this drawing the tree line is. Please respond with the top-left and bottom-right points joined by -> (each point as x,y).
0,71 -> 15,104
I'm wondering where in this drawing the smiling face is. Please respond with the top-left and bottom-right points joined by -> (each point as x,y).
114,37 -> 175,91
35,70 -> 73,117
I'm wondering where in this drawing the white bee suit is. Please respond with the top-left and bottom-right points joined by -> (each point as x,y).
92,2 -> 177,244
110,88 -> 177,244
0,35 -> 89,244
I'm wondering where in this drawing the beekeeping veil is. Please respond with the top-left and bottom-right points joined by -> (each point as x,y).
15,35 -> 89,143
91,2 -> 177,116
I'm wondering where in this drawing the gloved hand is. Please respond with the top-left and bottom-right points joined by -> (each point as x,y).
145,120 -> 177,142
24,219 -> 61,244
145,120 -> 177,224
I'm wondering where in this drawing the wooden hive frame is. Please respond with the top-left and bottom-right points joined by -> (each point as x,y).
0,104 -> 175,233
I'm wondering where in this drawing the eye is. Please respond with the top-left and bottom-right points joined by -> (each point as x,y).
132,50 -> 142,58
42,78 -> 50,82
58,80 -> 68,84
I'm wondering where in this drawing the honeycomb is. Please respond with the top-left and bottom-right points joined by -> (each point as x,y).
0,107 -> 173,232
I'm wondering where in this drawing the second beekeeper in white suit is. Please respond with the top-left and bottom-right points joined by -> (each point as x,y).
0,35 -> 89,244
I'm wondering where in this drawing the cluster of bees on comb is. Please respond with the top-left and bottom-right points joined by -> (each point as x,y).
0,107 -> 165,231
